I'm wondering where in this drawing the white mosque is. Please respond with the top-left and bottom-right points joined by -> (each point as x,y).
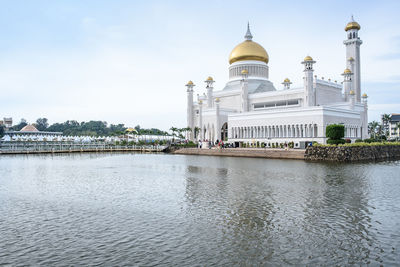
186,17 -> 369,147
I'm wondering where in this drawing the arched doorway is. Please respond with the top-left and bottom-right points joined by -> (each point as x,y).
221,122 -> 228,141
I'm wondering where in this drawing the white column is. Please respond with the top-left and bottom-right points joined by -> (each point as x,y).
186,82 -> 195,141
198,101 -> 203,140
302,57 -> 316,106
215,98 -> 220,141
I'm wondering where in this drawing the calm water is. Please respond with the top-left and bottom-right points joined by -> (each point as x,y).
0,153 -> 399,266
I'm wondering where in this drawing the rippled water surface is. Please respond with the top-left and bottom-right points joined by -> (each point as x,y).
0,153 -> 399,265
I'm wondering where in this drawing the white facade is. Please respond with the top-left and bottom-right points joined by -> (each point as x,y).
186,18 -> 369,146
389,114 -> 400,139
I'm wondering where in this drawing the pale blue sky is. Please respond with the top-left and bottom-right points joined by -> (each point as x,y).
0,0 -> 399,130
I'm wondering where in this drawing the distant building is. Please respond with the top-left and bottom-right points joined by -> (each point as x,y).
0,117 -> 13,129
3,124 -> 62,141
389,114 -> 400,139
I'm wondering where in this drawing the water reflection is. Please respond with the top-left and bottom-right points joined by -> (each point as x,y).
182,156 -> 399,265
0,154 -> 399,265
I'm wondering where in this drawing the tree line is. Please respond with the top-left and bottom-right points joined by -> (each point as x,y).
3,118 -> 169,137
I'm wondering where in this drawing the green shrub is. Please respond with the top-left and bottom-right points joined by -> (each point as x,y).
355,139 -> 363,143
327,139 -> 346,145
326,124 -> 345,140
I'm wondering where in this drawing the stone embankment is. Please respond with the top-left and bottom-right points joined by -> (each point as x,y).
305,145 -> 400,162
172,148 -> 305,160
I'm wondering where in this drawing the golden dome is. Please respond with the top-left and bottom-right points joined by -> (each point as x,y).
349,90 -> 355,95
186,80 -> 194,86
344,68 -> 352,74
348,57 -> 354,61
362,93 -> 368,98
345,21 -> 361,31
283,78 -> 290,83
241,69 -> 249,74
229,40 -> 269,64
304,55 -> 313,61
198,100 -> 203,104
215,97 -> 220,102
206,76 -> 214,81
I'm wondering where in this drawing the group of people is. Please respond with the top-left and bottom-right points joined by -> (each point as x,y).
198,139 -> 225,149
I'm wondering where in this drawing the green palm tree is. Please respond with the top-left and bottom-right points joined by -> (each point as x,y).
194,127 -> 200,139
169,127 -> 178,137
381,114 -> 391,136
368,121 -> 379,138
176,128 -> 184,139
184,127 -> 192,139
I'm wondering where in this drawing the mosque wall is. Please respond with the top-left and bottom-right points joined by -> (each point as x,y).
315,81 -> 343,105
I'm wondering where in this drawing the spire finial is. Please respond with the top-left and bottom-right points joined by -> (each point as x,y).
351,14 -> 354,21
244,22 -> 253,40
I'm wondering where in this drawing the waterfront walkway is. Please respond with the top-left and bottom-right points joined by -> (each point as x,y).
173,147 -> 305,160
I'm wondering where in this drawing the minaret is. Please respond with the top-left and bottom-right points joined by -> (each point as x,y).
349,90 -> 355,110
301,56 -> 316,106
240,69 -> 249,112
282,78 -> 292,90
215,98 -> 220,141
186,80 -> 195,141
361,93 -> 369,139
205,76 -> 214,108
344,16 -> 362,102
342,68 -> 353,101
198,100 -> 203,140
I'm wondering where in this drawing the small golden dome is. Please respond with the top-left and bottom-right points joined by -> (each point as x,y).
241,69 -> 249,74
229,40 -> 269,64
186,80 -> 194,86
348,57 -> 354,61
362,93 -> 368,98
198,100 -> 203,104
283,78 -> 290,83
215,97 -> 220,102
349,90 -> 355,95
343,68 -> 352,74
206,76 -> 214,81
125,128 -> 138,133
304,55 -> 313,61
345,21 -> 361,31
